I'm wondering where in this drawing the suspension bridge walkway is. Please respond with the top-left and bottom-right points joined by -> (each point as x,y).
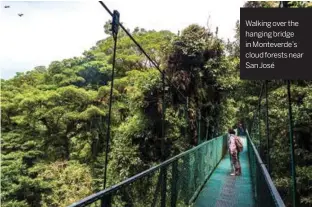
194,136 -> 254,207
68,132 -> 285,207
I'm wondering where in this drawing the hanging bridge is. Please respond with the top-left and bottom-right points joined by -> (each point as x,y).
68,2 -> 297,207
68,132 -> 285,207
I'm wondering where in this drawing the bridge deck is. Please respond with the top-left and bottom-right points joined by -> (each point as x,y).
194,136 -> 255,207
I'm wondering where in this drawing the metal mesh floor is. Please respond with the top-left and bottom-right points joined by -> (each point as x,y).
194,137 -> 255,207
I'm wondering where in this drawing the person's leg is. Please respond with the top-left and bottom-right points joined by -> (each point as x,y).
231,158 -> 235,173
236,152 -> 241,175
230,153 -> 233,172
231,151 -> 238,175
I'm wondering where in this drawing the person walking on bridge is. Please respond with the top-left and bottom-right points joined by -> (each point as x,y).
228,128 -> 242,176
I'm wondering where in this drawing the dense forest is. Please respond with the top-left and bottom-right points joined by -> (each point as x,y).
1,1 -> 311,207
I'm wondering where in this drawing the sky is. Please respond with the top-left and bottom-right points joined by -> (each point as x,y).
0,0 -> 246,80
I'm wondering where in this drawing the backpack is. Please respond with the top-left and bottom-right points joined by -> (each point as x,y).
235,136 -> 243,152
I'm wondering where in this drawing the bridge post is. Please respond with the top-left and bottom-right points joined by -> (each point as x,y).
170,161 -> 178,207
160,168 -> 167,207
197,110 -> 203,190
100,194 -> 111,207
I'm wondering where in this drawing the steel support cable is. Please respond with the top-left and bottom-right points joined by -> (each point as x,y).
198,110 -> 201,144
265,80 -> 270,173
160,72 -> 167,207
287,80 -> 298,207
205,111 -> 209,140
258,88 -> 262,157
161,72 -> 166,161
103,25 -> 118,190
258,82 -> 265,159
185,96 -> 190,141
98,1 -> 209,124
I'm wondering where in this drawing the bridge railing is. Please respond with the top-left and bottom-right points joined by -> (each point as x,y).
68,135 -> 227,207
246,131 -> 285,207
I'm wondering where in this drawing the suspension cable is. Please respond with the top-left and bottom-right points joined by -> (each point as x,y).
103,10 -> 119,190
287,80 -> 298,207
265,80 -> 270,173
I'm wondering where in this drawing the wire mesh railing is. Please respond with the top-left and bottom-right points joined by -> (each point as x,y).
68,135 -> 227,207
246,131 -> 285,207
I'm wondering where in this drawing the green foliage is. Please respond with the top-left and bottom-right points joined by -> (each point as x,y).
34,161 -> 93,207
2,7 -> 311,206
1,28 -> 176,206
107,114 -> 146,185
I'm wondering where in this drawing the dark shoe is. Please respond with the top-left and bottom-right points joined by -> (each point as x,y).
234,168 -> 241,176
